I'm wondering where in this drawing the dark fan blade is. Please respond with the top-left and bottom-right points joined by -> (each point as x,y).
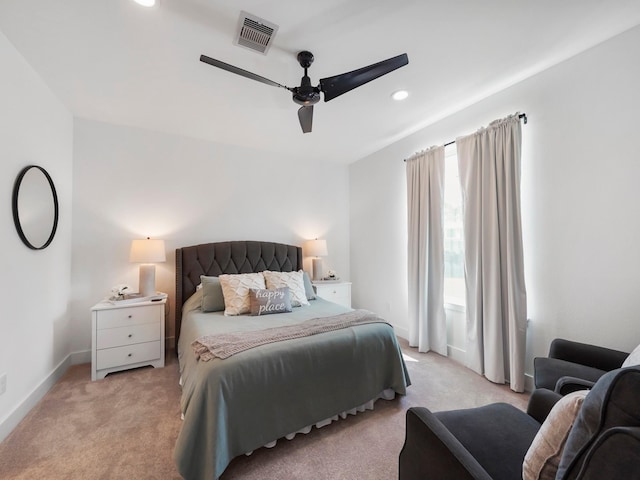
200,55 -> 290,90
319,53 -> 408,102
298,106 -> 313,133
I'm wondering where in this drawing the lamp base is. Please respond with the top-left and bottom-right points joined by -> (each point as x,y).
139,264 -> 156,297
312,257 -> 324,281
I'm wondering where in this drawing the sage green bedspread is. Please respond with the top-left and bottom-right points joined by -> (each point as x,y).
174,293 -> 411,480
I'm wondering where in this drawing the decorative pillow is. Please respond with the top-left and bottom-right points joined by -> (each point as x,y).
218,273 -> 266,316
302,271 -> 316,300
249,287 -> 292,316
622,343 -> 640,367
522,390 -> 588,480
262,270 -> 310,307
200,275 -> 225,313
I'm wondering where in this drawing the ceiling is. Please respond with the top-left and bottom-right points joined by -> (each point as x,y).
1,1 -> 639,164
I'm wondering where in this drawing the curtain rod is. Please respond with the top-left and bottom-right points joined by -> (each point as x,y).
404,112 -> 527,162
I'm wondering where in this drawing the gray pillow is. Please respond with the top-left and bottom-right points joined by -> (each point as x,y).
200,275 -> 225,312
302,271 -> 316,300
249,287 -> 292,316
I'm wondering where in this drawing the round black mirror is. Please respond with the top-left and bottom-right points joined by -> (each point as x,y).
12,165 -> 59,250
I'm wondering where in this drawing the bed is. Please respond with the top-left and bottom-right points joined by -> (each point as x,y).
173,241 -> 410,479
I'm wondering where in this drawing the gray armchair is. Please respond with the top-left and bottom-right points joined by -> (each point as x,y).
534,338 -> 629,394
399,367 -> 640,480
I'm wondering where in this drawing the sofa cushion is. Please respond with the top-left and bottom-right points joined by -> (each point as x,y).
570,427 -> 640,479
534,357 -> 606,391
400,407 -> 493,480
436,403 -> 540,480
522,390 -> 588,480
557,367 -> 640,480
622,343 -> 640,367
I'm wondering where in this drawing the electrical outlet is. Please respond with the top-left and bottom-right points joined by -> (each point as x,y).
0,373 -> 6,395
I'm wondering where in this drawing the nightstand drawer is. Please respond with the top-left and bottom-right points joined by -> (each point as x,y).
314,283 -> 352,308
96,323 -> 161,349
96,341 -> 161,370
96,304 -> 160,330
319,290 -> 349,304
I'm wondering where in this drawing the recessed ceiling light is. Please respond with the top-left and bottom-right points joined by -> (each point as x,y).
134,0 -> 156,7
391,90 -> 409,101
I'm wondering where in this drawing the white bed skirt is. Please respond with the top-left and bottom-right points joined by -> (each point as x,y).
246,388 -> 396,455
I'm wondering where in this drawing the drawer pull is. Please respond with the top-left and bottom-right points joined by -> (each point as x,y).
128,334 -> 133,338
128,315 -> 132,319
127,353 -> 133,357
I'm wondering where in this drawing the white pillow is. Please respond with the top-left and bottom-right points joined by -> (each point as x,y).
622,343 -> 640,367
262,270 -> 310,307
218,273 -> 266,316
522,390 -> 588,480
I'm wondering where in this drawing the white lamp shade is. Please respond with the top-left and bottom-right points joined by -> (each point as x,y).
129,239 -> 166,263
305,239 -> 328,257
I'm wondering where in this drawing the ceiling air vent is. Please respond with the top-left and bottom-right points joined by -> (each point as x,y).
234,11 -> 279,55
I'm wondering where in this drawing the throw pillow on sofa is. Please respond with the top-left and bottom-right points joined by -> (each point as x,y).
522,390 -> 588,480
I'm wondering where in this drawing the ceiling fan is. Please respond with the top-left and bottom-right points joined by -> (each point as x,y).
199,51 -> 409,133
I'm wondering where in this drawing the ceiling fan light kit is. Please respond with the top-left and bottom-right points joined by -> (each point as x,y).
200,49 -> 408,133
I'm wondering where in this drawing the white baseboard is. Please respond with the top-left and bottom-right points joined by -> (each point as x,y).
447,344 -> 466,365
0,348 -> 89,443
524,372 -> 534,393
70,349 -> 91,365
393,325 -> 409,340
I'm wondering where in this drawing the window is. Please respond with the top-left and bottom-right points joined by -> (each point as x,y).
443,146 -> 465,307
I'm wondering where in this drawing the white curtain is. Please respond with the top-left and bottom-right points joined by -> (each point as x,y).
456,114 -> 527,392
406,146 -> 447,355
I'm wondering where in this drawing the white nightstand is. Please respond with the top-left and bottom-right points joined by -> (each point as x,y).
91,297 -> 166,381
312,281 -> 352,308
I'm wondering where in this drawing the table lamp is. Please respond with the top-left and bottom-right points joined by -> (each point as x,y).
129,238 -> 166,296
305,239 -> 328,281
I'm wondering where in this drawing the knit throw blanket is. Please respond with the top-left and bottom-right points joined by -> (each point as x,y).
192,309 -> 389,361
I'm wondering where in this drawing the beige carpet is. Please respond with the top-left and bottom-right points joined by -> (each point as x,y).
0,339 -> 528,479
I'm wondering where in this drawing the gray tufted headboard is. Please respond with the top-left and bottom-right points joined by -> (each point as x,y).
175,240 -> 303,348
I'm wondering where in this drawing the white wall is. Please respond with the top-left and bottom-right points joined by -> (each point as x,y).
0,31 -> 73,440
350,25 -> 640,379
70,119 -> 350,352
